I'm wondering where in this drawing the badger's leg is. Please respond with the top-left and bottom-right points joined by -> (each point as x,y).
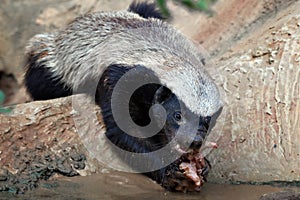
201,157 -> 211,182
24,61 -> 72,101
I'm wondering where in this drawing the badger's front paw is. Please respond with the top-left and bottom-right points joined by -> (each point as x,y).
201,157 -> 211,182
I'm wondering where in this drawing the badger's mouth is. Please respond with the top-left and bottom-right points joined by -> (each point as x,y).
161,141 -> 218,192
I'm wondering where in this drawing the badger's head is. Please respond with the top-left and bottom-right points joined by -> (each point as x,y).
144,69 -> 222,191
97,63 -> 222,151
151,85 -> 222,152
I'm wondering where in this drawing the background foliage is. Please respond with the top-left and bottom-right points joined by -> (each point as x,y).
156,0 -> 217,17
0,90 -> 12,113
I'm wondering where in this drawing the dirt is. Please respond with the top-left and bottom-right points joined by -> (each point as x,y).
260,190 -> 300,200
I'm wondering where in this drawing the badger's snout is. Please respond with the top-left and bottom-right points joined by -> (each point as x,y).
189,116 -> 212,150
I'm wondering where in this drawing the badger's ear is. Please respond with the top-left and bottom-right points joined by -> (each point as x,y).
153,86 -> 173,104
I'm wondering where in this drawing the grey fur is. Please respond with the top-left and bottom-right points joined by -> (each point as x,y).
25,9 -> 222,117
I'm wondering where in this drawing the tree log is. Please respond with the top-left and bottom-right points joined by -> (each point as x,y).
0,95 -> 130,193
206,1 -> 300,183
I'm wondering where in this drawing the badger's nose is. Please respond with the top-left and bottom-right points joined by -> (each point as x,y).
189,116 -> 212,150
190,134 -> 203,150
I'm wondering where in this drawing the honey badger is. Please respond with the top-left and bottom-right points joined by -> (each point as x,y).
24,1 -> 223,191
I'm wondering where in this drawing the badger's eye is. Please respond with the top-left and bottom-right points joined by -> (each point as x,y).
173,111 -> 182,121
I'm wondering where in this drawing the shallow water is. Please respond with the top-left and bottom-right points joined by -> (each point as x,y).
0,172 -> 298,200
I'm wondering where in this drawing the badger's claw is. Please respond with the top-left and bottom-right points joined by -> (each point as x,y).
200,157 -> 211,181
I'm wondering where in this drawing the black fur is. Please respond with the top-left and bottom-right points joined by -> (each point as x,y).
96,64 -> 169,153
128,1 -> 164,19
95,64 -> 175,184
24,54 -> 72,100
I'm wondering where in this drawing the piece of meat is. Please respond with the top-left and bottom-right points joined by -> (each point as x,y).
179,162 -> 202,186
174,141 -> 218,192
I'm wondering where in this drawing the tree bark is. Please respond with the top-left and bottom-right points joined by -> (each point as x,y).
0,95 -> 125,193
206,1 -> 300,183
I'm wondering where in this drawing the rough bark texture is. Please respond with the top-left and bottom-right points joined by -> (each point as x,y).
0,95 -> 117,193
193,0 -> 299,57
206,1 -> 300,183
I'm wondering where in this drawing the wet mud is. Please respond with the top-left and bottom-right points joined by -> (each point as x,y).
0,173 -> 299,200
